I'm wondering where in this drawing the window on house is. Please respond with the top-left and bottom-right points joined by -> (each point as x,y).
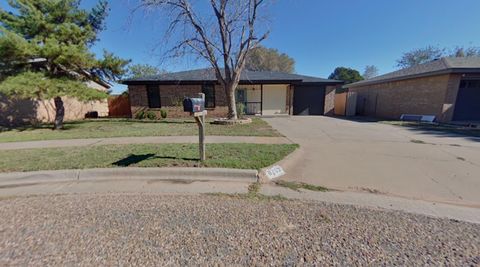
147,85 -> 161,108
202,84 -> 215,108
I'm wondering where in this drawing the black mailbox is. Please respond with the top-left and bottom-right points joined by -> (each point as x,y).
183,97 -> 205,113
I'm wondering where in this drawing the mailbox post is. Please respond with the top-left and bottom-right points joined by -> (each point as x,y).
183,93 -> 207,162
195,94 -> 206,162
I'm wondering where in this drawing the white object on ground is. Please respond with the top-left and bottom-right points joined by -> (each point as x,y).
265,165 -> 285,180
400,114 -> 436,122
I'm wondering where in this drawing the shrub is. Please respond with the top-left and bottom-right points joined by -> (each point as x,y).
172,97 -> 183,107
134,110 -> 145,120
160,109 -> 167,119
145,111 -> 157,120
236,102 -> 245,118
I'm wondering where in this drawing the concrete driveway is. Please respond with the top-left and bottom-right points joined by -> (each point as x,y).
264,116 -> 480,207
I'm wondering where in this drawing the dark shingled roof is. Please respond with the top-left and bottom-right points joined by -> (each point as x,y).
122,68 -> 341,84
345,57 -> 480,88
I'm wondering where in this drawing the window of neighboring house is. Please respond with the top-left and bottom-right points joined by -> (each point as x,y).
202,84 -> 215,108
147,85 -> 161,108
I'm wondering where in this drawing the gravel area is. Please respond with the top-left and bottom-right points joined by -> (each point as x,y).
0,193 -> 479,266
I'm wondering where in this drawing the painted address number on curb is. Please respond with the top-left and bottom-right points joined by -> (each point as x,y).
265,165 -> 285,180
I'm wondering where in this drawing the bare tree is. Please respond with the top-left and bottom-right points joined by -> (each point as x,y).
363,65 -> 379,79
136,0 -> 270,119
396,46 -> 445,69
449,46 -> 480,57
396,45 -> 480,69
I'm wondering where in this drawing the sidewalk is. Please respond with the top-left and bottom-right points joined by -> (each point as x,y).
0,136 -> 292,150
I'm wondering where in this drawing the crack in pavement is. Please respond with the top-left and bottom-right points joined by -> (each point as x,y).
376,153 -> 451,162
87,139 -> 104,147
427,174 -> 463,200
437,147 -> 480,168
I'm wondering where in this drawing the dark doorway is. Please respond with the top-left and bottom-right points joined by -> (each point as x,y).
293,85 -> 326,115
453,80 -> 480,121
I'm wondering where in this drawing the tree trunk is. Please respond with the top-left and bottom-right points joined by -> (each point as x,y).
53,96 -> 65,130
224,82 -> 238,120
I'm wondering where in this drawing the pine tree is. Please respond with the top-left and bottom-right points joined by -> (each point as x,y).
0,0 -> 130,129
328,67 -> 364,84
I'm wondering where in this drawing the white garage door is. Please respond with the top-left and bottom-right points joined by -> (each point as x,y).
262,84 -> 288,115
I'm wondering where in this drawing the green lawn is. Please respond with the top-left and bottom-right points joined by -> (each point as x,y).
0,117 -> 282,143
0,143 -> 298,172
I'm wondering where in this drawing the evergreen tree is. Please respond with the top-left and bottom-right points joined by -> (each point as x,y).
328,67 -> 363,84
0,0 -> 130,129
126,64 -> 164,79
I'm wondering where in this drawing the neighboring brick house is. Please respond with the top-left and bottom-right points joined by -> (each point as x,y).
122,68 -> 342,118
0,80 -> 110,126
344,57 -> 480,122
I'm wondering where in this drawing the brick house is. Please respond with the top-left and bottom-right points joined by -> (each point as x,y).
344,57 -> 480,122
122,68 -> 342,118
0,80 -> 110,127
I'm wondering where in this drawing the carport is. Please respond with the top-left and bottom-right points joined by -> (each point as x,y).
292,79 -> 341,116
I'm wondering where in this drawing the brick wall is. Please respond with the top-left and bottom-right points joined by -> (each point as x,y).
348,74 -> 460,122
286,85 -> 293,115
0,94 -> 108,126
214,84 -> 228,106
128,82 -> 336,118
440,74 -> 462,122
128,85 -> 148,115
128,84 -> 230,118
324,85 -> 337,115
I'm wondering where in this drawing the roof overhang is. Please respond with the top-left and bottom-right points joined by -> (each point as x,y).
344,68 -> 480,89
122,79 -> 344,86
121,79 -> 319,86
296,81 -> 344,86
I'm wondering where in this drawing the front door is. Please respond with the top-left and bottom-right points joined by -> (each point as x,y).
235,89 -> 247,115
236,89 -> 246,103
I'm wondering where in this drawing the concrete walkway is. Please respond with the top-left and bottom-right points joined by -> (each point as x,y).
264,116 -> 480,207
0,136 -> 292,150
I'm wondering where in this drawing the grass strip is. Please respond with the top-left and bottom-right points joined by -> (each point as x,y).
0,143 -> 299,172
274,180 -> 329,192
205,182 -> 288,202
0,117 -> 282,143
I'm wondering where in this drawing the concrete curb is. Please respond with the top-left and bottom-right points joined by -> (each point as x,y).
258,146 -> 304,183
0,167 -> 258,186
